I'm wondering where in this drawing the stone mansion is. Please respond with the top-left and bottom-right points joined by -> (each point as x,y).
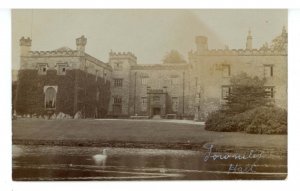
14,27 -> 287,120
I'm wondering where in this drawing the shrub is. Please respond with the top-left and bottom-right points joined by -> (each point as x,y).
205,106 -> 287,134
244,106 -> 287,134
205,111 -> 239,132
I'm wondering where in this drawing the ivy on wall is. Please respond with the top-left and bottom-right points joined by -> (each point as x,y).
15,69 -> 111,118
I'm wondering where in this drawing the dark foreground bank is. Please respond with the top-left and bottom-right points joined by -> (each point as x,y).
12,119 -> 287,180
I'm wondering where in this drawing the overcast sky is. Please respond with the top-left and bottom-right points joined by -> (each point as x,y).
12,9 -> 287,69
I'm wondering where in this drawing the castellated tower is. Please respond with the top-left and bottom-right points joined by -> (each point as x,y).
19,37 -> 32,69
19,37 -> 32,56
108,51 -> 137,117
195,36 -> 208,53
76,35 -> 87,55
246,30 -> 253,50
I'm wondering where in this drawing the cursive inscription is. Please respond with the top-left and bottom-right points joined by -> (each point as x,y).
203,144 -> 263,173
203,144 -> 263,162
228,163 -> 256,173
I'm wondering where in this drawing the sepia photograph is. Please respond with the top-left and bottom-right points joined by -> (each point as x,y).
11,9 -> 287,180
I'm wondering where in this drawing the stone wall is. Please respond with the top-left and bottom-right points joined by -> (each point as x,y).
189,54 -> 287,118
108,52 -> 137,117
16,31 -> 287,121
129,64 -> 193,118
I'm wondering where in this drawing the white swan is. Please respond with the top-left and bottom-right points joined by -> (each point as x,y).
92,148 -> 108,166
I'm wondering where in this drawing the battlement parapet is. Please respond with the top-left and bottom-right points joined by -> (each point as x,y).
109,51 -> 137,61
19,37 -> 32,46
131,63 -> 190,70
189,48 -> 287,57
28,50 -> 78,57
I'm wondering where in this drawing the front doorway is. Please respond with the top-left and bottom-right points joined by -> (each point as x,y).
152,107 -> 161,116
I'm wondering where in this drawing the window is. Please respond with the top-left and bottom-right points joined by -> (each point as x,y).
44,86 -> 57,109
170,76 -> 179,85
114,62 -> 123,71
113,97 -> 122,104
222,86 -> 231,99
153,96 -> 160,102
113,105 -> 122,114
172,97 -> 179,112
265,87 -> 274,98
141,77 -> 148,85
195,92 -> 201,104
264,65 -> 273,77
57,63 -> 68,75
155,80 -> 161,89
222,65 -> 231,77
37,63 -> 47,75
114,79 -> 123,87
113,96 -> 122,114
142,97 -> 147,104
141,97 -> 147,111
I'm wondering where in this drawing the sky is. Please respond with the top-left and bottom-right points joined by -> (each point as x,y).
12,9 -> 287,69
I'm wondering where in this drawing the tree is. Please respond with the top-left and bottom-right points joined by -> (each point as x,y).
163,50 -> 186,64
224,73 -> 272,114
205,73 -> 284,134
270,27 -> 287,51
270,35 -> 287,51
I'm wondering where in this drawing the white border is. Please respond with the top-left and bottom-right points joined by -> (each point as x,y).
0,8 -> 12,191
0,0 -> 299,9
1,1 -> 300,191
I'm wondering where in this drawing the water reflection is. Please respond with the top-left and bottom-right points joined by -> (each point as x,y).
12,145 -> 287,180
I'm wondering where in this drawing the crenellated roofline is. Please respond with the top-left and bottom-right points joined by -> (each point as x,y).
131,63 -> 190,70
189,48 -> 287,58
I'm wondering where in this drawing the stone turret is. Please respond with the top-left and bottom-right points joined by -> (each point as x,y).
195,36 -> 208,53
108,51 -> 137,116
76,35 -> 87,54
19,37 -> 32,56
246,30 -> 252,50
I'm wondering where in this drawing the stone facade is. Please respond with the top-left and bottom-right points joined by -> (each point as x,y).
189,28 -> 287,120
108,52 -> 137,117
108,27 -> 287,120
15,27 -> 287,120
128,64 -> 192,118
15,36 -> 112,118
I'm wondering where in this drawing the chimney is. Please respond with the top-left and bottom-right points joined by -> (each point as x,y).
195,36 -> 208,53
246,30 -> 252,50
76,35 -> 87,54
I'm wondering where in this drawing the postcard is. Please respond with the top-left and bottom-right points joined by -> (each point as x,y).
12,9 -> 287,180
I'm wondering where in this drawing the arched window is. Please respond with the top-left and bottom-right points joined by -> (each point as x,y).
44,86 -> 57,109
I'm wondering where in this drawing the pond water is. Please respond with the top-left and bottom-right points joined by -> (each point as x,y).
12,145 -> 287,180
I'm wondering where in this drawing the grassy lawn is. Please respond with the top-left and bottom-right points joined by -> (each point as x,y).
12,118 -> 287,149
